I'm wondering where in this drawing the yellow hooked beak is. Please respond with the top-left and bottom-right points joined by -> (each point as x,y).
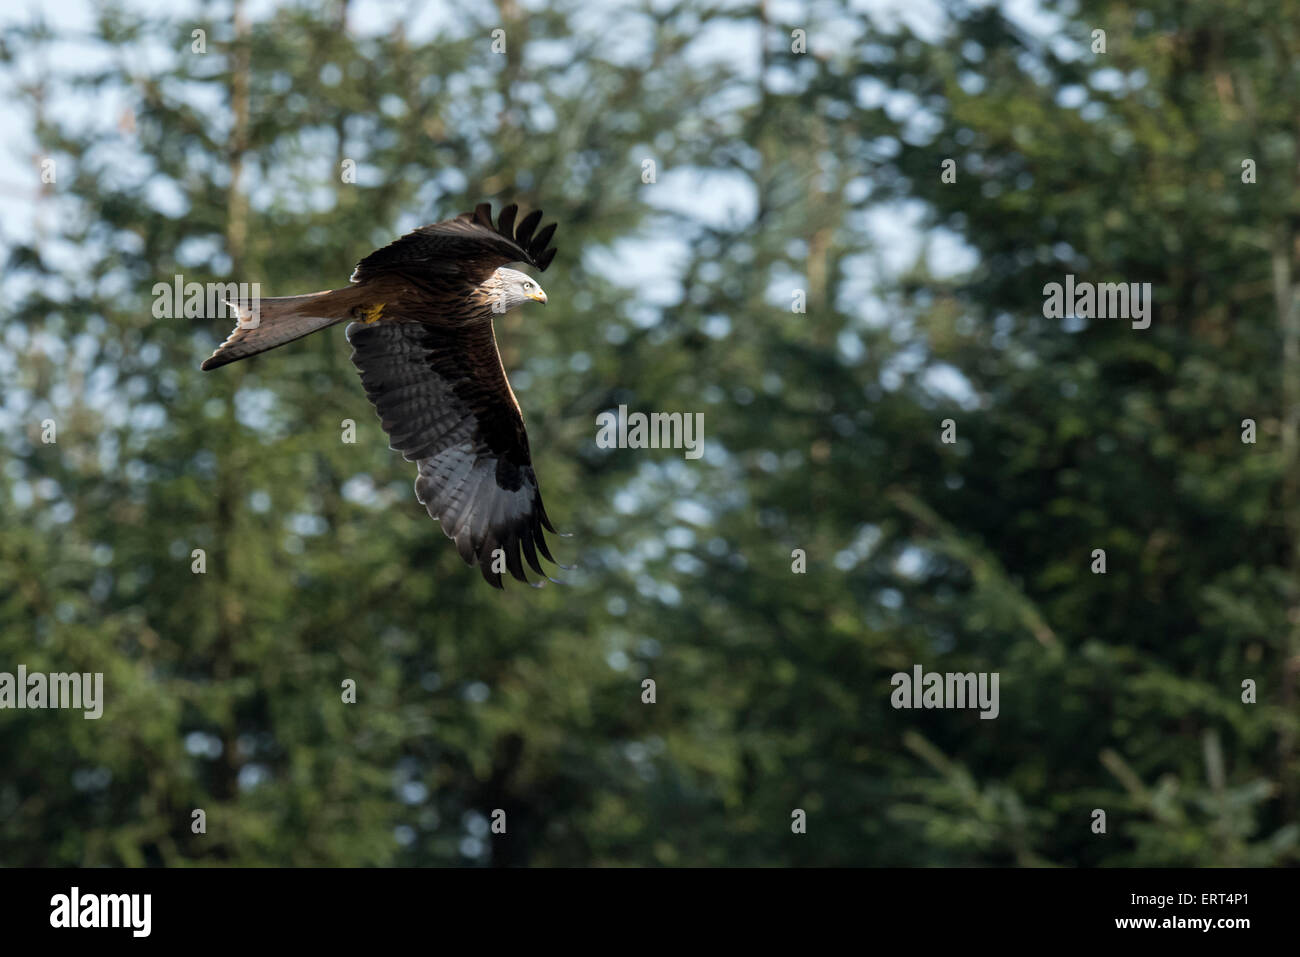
528,288 -> 548,305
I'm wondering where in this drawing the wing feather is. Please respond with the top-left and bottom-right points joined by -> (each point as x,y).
350,202 -> 559,285
346,319 -> 560,588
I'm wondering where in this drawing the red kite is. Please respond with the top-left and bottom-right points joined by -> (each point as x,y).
201,202 -> 562,588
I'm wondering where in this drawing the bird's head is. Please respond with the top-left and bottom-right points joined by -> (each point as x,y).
487,267 -> 547,313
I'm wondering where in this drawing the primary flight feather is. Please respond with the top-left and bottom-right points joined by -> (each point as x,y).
201,202 -> 562,589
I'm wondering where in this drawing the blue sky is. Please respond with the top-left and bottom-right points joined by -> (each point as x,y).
0,0 -> 1062,434
0,0 -> 1021,259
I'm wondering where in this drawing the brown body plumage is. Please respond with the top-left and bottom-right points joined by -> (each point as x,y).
201,202 -> 562,588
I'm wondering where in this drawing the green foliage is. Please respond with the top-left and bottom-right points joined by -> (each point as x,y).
0,0 -> 1295,866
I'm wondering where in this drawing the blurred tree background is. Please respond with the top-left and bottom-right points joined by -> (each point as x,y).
0,0 -> 1296,866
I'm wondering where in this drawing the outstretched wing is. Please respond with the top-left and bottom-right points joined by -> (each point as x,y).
346,318 -> 561,588
350,203 -> 558,285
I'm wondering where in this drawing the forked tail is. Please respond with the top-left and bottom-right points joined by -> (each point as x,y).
200,290 -> 350,371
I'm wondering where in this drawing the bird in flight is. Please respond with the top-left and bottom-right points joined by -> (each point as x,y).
201,202 -> 562,588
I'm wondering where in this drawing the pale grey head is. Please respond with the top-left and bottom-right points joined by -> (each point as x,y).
485,266 -> 547,314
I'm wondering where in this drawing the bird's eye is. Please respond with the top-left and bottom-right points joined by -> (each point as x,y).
524,281 -> 533,290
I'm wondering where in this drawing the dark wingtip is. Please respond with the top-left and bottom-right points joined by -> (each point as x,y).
534,530 -> 557,564
531,222 -> 557,257
498,203 -> 518,237
515,209 -> 542,246
520,533 -> 546,577
537,501 -> 558,534
477,537 -> 565,590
